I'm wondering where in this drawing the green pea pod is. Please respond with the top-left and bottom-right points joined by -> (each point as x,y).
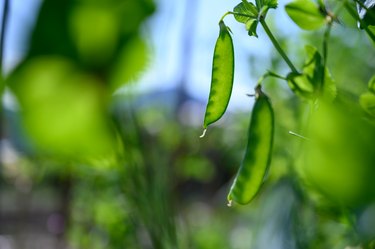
227,86 -> 274,205
201,21 -> 234,134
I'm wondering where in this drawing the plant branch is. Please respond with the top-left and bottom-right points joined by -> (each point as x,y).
344,1 -> 375,42
352,0 -> 375,21
225,11 -> 257,20
260,19 -> 299,73
323,22 -> 332,67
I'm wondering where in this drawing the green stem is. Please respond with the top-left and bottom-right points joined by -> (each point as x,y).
322,23 -> 332,68
266,70 -> 288,80
352,0 -> 375,21
256,70 -> 287,87
220,11 -> 232,22
260,19 -> 299,73
319,23 -> 332,96
226,11 -> 257,20
344,1 -> 375,42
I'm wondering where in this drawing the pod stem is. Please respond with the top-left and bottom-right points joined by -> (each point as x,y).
260,19 -> 299,74
220,12 -> 232,22
256,70 -> 287,87
322,22 -> 332,67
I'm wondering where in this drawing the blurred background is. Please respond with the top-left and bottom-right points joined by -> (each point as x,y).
0,0 -> 375,248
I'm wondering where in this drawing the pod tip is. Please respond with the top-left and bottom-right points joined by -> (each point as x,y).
199,129 -> 207,138
227,200 -> 232,207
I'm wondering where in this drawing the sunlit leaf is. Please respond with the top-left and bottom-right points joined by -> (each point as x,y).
287,46 -> 336,101
110,36 -> 148,91
303,102 -> 375,206
285,0 -> 326,30
246,19 -> 259,37
69,6 -> 119,66
287,72 -> 315,99
263,0 -> 278,9
8,57 -> 116,160
233,1 -> 258,24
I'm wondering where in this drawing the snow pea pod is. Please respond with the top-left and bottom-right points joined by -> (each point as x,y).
201,21 -> 234,134
227,86 -> 274,205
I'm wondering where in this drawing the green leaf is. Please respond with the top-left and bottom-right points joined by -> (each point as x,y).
287,72 -> 315,99
368,75 -> 375,94
233,1 -> 258,24
303,45 -> 336,101
360,92 -> 375,116
246,19 -> 259,37
285,0 -> 326,30
255,0 -> 278,10
322,67 -> 336,101
303,45 -> 322,81
8,57 -> 116,160
263,0 -> 278,9
110,36 -> 148,91
287,46 -> 336,101
233,2 -> 259,36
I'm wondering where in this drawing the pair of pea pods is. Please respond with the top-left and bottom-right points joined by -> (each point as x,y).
202,21 -> 274,205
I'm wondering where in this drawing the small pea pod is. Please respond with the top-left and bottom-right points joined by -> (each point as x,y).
227,85 -> 274,205
201,21 -> 234,135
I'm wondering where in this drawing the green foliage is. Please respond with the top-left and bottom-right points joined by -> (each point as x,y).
285,0 -> 327,30
234,1 -> 258,22
201,1 -> 375,247
368,74 -> 375,93
287,46 -> 336,101
360,75 -> 375,116
2,0 -> 375,248
233,2 -> 259,37
8,57 -> 116,160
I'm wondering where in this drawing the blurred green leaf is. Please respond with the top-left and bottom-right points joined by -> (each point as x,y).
8,57 -> 116,160
368,75 -> 375,93
176,156 -> 215,182
287,46 -> 336,101
110,36 -> 148,90
69,6 -> 119,66
360,92 -> 375,116
302,102 -> 375,206
285,0 -> 326,30
287,72 -> 315,100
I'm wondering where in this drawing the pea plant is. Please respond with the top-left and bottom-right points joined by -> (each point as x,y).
201,0 -> 375,207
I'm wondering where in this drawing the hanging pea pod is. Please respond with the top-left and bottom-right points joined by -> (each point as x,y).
201,20 -> 234,136
227,85 -> 274,205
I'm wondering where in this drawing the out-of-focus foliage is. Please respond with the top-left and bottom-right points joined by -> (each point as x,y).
7,0 -> 154,160
2,0 -> 375,248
